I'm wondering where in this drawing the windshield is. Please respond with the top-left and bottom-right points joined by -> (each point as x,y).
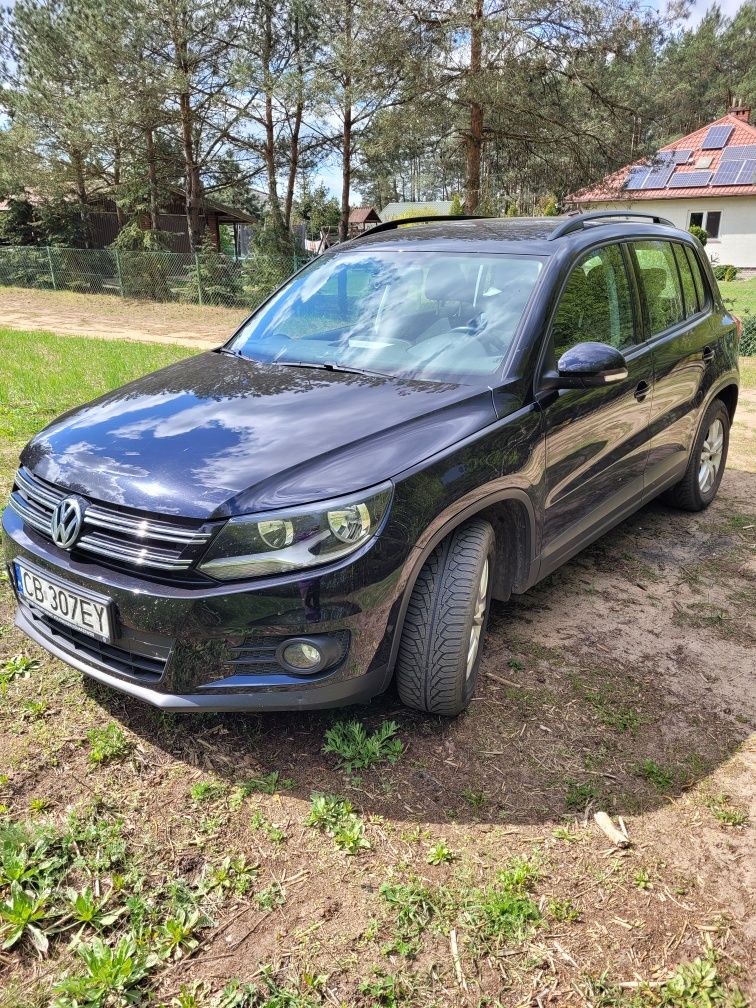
228,250 -> 544,382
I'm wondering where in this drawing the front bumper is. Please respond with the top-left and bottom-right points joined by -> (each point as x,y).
3,505 -> 410,711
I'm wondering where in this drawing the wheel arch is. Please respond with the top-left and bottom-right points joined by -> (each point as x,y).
714,381 -> 738,423
385,488 -> 537,678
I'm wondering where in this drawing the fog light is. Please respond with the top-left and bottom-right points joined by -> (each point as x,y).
281,641 -> 322,672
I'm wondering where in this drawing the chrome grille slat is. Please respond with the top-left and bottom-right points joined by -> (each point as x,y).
10,467 -> 212,575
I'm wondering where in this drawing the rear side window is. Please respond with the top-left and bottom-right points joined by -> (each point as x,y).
551,244 -> 635,358
684,245 -> 707,309
673,244 -> 699,316
631,241 -> 684,336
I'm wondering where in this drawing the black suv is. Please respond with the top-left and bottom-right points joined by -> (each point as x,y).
2,212 -> 741,715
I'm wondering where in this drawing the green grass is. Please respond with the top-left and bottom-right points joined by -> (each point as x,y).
0,328 -> 195,452
719,276 -> 756,320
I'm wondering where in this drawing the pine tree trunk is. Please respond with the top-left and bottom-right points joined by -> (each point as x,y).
338,0 -> 353,244
464,0 -> 484,215
145,128 -> 161,232
262,0 -> 286,239
71,149 -> 91,248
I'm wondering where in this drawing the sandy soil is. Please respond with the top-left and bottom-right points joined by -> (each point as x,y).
0,287 -> 247,347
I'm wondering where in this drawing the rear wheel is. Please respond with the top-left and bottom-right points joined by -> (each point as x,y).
395,519 -> 494,716
662,399 -> 730,512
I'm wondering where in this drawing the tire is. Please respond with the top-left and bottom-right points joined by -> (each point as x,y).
662,399 -> 730,512
395,519 -> 495,716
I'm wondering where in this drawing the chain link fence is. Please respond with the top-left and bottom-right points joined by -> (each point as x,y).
0,246 -> 312,309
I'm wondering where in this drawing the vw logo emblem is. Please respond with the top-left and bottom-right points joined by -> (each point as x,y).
50,496 -> 85,550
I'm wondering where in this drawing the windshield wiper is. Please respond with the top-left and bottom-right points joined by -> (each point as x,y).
273,360 -> 388,378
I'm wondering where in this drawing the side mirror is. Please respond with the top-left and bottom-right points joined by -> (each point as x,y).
543,341 -> 629,390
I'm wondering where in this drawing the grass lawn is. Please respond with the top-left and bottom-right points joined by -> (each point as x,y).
0,329 -> 754,1007
718,276 -> 756,319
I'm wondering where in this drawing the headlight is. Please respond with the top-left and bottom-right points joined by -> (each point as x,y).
198,482 -> 393,580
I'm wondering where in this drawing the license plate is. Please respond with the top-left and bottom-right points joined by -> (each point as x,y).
14,561 -> 112,642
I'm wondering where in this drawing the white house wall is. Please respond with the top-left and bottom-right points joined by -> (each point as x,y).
578,197 -> 756,269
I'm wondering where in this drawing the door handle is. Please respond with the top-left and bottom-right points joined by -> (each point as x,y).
634,380 -> 651,402
702,345 -> 714,362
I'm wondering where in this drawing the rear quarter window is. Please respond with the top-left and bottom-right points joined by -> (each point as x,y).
630,240 -> 685,336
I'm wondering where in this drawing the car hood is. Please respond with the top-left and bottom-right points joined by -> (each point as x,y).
21,351 -> 498,519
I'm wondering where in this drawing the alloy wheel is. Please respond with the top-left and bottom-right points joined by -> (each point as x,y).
466,558 -> 489,680
698,418 -> 724,493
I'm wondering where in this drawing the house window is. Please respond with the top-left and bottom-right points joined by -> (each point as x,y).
689,211 -> 721,239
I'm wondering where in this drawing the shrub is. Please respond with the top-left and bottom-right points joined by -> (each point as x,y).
713,264 -> 738,281
449,193 -> 464,216
740,315 -> 756,356
688,224 -> 708,246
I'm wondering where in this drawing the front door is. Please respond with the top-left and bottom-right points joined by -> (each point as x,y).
537,242 -> 654,575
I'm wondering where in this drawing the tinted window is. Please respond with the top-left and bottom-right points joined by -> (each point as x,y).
685,245 -> 706,308
551,244 -> 635,358
631,240 -> 685,335
230,250 -> 544,382
706,211 -> 721,238
673,243 -> 699,316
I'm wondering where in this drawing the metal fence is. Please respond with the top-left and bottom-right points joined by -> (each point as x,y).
0,245 -> 311,309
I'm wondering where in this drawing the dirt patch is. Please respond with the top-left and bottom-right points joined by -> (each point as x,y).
0,286 -> 247,347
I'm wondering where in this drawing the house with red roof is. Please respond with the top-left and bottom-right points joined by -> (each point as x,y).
568,104 -> 756,270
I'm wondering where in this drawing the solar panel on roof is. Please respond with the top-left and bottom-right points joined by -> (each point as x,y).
701,125 -> 735,149
623,167 -> 649,190
642,165 -> 674,189
673,149 -> 692,164
712,161 -> 744,185
738,159 -> 756,183
667,171 -> 713,187
721,144 -> 756,160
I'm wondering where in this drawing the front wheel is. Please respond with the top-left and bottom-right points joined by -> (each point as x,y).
395,519 -> 494,716
662,399 -> 730,511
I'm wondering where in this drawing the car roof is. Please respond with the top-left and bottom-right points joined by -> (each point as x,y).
333,212 -> 696,257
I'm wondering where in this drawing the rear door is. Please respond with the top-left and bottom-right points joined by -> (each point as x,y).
628,240 -> 719,496
537,242 -> 654,575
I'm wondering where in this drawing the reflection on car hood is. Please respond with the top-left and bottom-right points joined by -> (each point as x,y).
21,351 -> 498,519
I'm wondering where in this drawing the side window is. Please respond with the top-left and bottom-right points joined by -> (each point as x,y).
684,245 -> 707,308
673,243 -> 699,316
551,244 -> 635,359
631,240 -> 685,336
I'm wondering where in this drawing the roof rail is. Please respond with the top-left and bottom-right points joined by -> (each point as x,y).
549,210 -> 675,239
353,214 -> 484,240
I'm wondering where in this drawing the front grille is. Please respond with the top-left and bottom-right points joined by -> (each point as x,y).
24,605 -> 170,683
9,467 -> 214,575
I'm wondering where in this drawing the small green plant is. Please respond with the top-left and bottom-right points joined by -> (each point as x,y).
51,935 -> 157,1006
547,897 -> 579,922
62,886 -> 125,934
379,879 -> 442,957
638,759 -> 674,791
86,723 -> 130,765
249,812 -> 287,844
1,654 -> 39,694
189,779 -> 226,803
688,224 -> 708,246
467,856 -> 541,946
322,719 -> 404,773
359,970 -> 410,1006
426,842 -> 456,865
28,797 -> 52,815
230,772 -> 294,806
255,882 -> 285,910
462,787 -> 487,809
0,882 -> 51,955
703,793 -> 749,827
507,657 -> 525,671
306,794 -> 370,854
633,869 -> 652,890
201,856 -> 258,896
564,780 -> 599,810
156,908 -> 205,960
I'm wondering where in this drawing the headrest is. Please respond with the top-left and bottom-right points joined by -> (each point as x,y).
423,259 -> 469,301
